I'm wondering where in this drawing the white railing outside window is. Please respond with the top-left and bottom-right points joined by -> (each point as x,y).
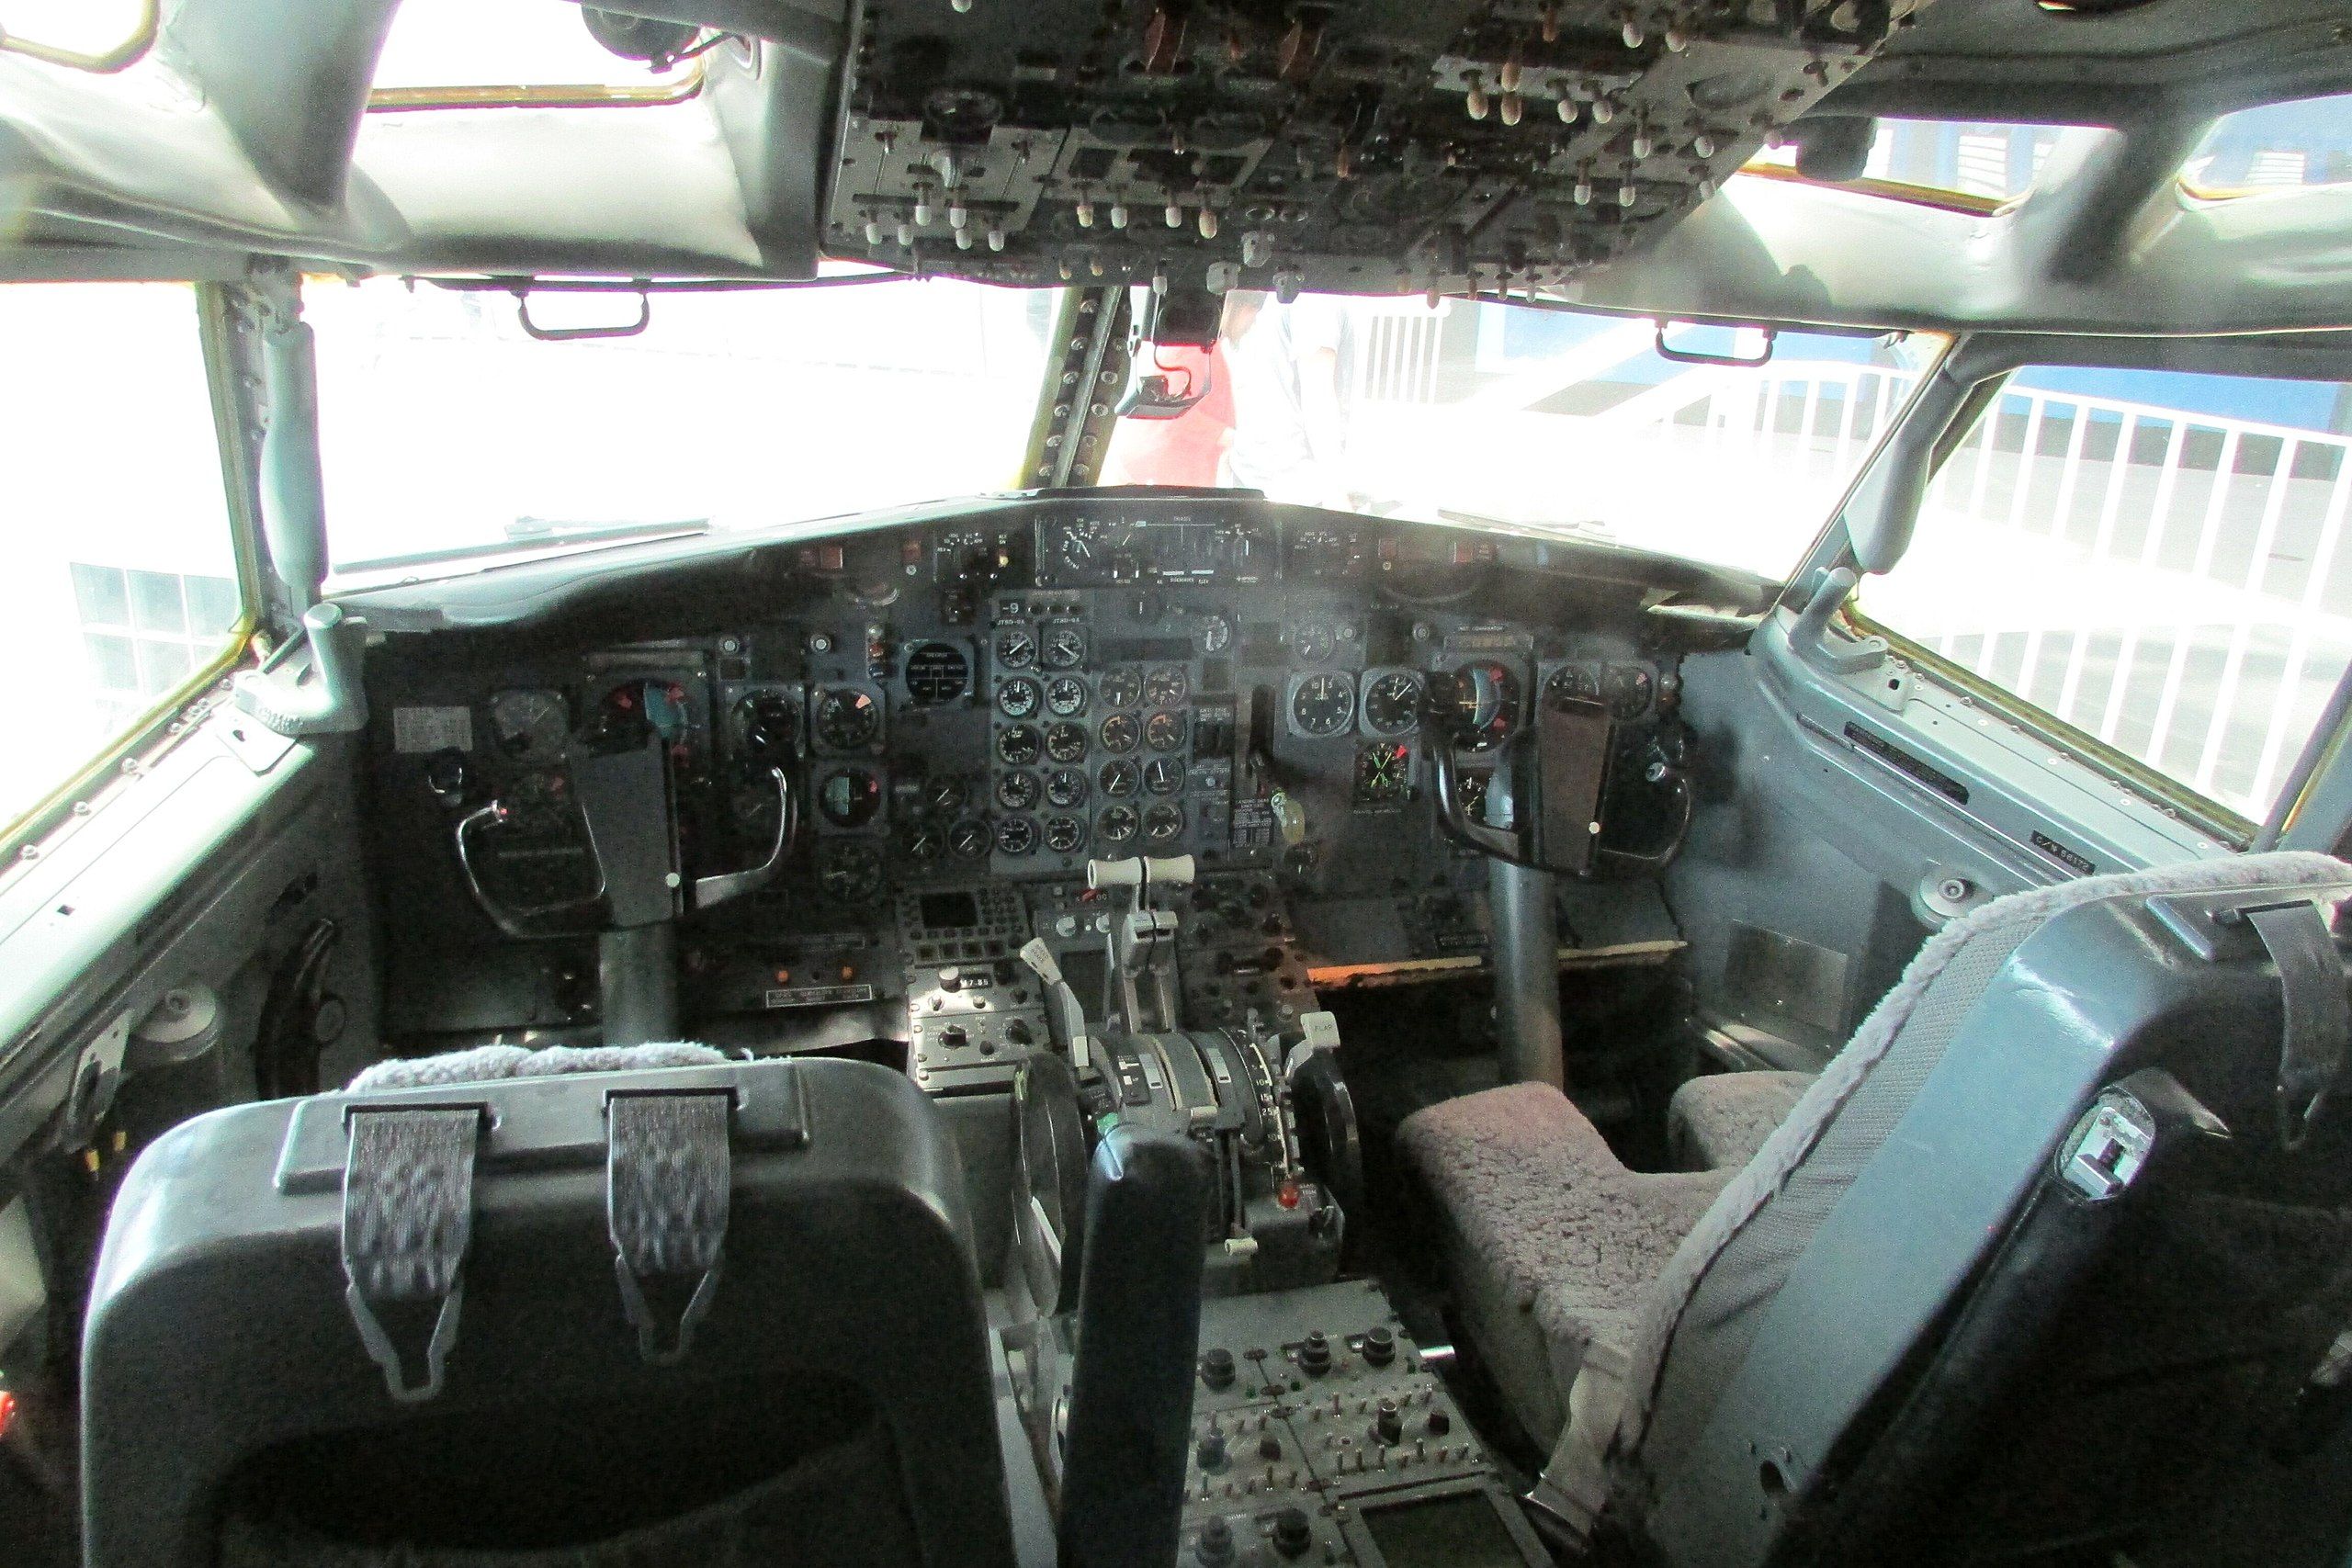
1860,381 -> 2352,824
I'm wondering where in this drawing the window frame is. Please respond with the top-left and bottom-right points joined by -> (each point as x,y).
1840,343 -> 2352,848
0,280 -> 267,863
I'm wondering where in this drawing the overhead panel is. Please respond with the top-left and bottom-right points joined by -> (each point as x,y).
821,0 -> 1939,294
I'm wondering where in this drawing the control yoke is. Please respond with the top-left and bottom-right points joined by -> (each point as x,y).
1422,673 -> 1696,879
452,729 -> 795,1043
456,732 -> 794,940
1425,673 -> 1614,878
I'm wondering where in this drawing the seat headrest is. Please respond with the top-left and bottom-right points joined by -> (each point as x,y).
347,1043 -> 731,1093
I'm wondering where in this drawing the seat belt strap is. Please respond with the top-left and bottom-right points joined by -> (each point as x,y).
340,1105 -> 481,1402
605,1089 -> 732,1364
2243,898 -> 2349,1151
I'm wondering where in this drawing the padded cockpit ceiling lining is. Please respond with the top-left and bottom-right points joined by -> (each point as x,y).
1847,0 -> 2352,118
0,0 -> 2347,333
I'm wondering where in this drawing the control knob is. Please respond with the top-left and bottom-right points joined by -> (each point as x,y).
1270,1506 -> 1313,1559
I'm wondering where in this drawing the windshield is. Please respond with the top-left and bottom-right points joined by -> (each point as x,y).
1102,295 -> 1948,581
307,276 -> 1058,581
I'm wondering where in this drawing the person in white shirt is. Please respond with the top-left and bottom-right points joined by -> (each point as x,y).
1217,290 -> 1357,509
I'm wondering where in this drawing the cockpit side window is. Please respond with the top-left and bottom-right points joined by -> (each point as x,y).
1852,363 -> 2352,833
0,281 -> 249,847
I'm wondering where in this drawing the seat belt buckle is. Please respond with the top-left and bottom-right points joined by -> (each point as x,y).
339,1104 -> 485,1403
605,1089 -> 734,1365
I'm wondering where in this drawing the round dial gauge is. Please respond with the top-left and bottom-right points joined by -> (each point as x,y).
1056,519 -> 1105,573
1144,802 -> 1186,843
737,690 -> 797,765
997,770 -> 1042,811
902,822 -> 943,863
1354,741 -> 1413,807
997,724 -> 1043,766
1604,663 -> 1656,720
1442,661 -> 1521,752
1045,676 -> 1089,717
814,687 -> 880,750
1145,710 -> 1188,752
948,818 -> 990,859
1098,759 -> 1139,798
1143,756 -> 1185,795
1098,712 -> 1140,754
489,689 -> 570,759
818,767 -> 883,828
926,776 -> 968,815
1041,626 -> 1088,671
903,642 -> 970,705
1361,671 -> 1424,737
1290,672 -> 1357,737
820,844 -> 884,903
1045,816 -> 1086,853
1295,626 -> 1336,663
1144,666 -> 1189,707
1546,663 -> 1602,706
1097,805 -> 1139,844
1457,770 -> 1493,822
997,677 -> 1042,719
1046,721 -> 1088,762
600,680 -> 690,750
1098,669 -> 1143,708
1046,768 -> 1089,808
995,816 -> 1040,856
1198,612 -> 1233,655
995,628 -> 1036,670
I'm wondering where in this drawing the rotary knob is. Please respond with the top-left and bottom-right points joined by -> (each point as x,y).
1270,1506 -> 1312,1559
1201,1348 -> 1237,1390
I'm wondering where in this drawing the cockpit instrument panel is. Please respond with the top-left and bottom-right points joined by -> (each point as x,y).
362,498 -> 1723,1041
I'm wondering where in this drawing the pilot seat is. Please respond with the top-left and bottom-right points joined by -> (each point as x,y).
1403,850 -> 2352,1565
80,1049 -> 1018,1568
